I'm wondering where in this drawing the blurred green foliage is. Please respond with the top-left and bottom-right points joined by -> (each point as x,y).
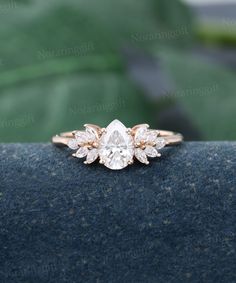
0,0 -> 235,141
197,20 -> 236,47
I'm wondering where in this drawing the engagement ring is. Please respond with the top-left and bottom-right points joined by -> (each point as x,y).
52,119 -> 183,170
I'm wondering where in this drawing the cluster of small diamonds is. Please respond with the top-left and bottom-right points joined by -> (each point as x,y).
67,120 -> 166,169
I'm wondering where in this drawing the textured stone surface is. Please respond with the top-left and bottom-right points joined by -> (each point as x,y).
0,142 -> 235,283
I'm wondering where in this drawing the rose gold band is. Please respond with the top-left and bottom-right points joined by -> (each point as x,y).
52,130 -> 183,147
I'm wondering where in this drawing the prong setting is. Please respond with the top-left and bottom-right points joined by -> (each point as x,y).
54,119 -> 178,170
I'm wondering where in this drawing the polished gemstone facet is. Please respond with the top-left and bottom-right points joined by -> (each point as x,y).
98,120 -> 134,170
68,139 -> 79,150
75,147 -> 89,158
66,119 -> 169,169
134,148 -> 149,164
86,148 -> 98,164
135,126 -> 159,145
145,145 -> 158,157
75,130 -> 95,145
155,138 -> 166,149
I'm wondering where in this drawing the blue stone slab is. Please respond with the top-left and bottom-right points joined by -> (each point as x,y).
0,142 -> 235,283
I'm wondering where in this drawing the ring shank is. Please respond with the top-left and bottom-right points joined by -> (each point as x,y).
52,130 -> 183,147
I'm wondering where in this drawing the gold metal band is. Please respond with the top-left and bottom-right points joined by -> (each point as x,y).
52,130 -> 183,147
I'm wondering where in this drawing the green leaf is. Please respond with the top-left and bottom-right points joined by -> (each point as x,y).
0,0 -> 194,142
0,0 -> 193,72
0,73 -> 154,142
159,49 -> 236,140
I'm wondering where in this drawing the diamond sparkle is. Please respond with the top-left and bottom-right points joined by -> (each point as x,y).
68,119 -> 166,169
98,120 -> 134,170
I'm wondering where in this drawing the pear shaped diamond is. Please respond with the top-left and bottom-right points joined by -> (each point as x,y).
98,120 -> 134,170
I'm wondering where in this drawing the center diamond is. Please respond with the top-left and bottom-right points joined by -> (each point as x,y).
98,119 -> 134,170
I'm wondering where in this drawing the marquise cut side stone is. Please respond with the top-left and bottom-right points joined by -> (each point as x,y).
134,148 -> 149,164
155,138 -> 166,149
86,149 -> 98,164
68,139 -> 79,150
75,130 -> 96,145
75,147 -> 89,158
146,130 -> 159,143
135,126 -> 159,145
145,146 -> 158,158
